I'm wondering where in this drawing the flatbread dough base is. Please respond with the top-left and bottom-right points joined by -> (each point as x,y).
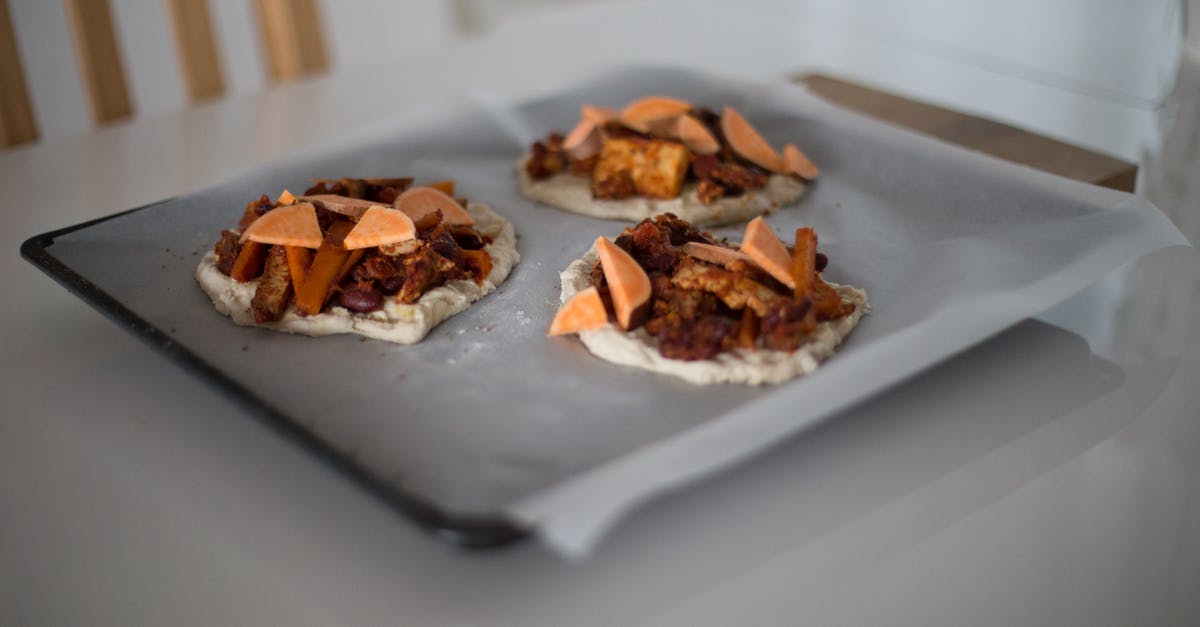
558,247 -> 867,386
517,155 -> 807,227
195,201 -> 518,344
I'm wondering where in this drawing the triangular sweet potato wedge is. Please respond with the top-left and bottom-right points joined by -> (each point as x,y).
393,186 -> 475,226
563,118 -> 603,161
547,286 -> 610,336
595,236 -> 651,330
740,216 -> 795,288
619,96 -> 692,134
342,206 -> 417,250
675,114 -> 720,155
240,202 -> 323,248
783,143 -> 819,180
721,107 -> 786,172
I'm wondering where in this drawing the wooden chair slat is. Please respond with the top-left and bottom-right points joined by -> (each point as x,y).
255,0 -> 328,83
168,0 -> 225,102
0,0 -> 38,146
65,0 -> 133,124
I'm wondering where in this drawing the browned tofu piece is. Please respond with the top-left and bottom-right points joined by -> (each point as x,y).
251,245 -> 294,323
592,138 -> 689,200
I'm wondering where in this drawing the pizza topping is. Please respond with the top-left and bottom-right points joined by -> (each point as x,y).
790,227 -> 817,300
675,114 -> 720,155
426,179 -> 456,196
294,220 -> 356,315
304,177 -> 413,204
230,240 -> 268,283
284,245 -> 312,293
301,194 -> 376,220
526,98 -> 817,205
740,216 -> 796,289
682,241 -> 752,267
783,143 -> 819,180
276,189 -> 297,205
550,214 -> 855,362
619,96 -> 693,134
595,236 -> 652,331
342,206 -> 416,250
548,286 -> 609,336
393,186 -> 476,226
563,119 -> 604,161
720,107 -> 787,173
581,105 -> 619,125
592,138 -> 689,200
240,202 -> 324,248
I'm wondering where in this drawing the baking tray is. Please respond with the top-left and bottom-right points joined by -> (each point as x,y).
21,67 -> 1186,554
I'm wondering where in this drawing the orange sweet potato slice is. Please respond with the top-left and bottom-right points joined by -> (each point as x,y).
293,220 -> 354,316
427,180 -> 455,196
229,240 -> 268,282
675,114 -> 719,155
740,216 -> 795,289
581,105 -> 619,125
240,202 -> 323,248
619,96 -> 693,134
682,241 -> 752,267
721,107 -> 786,172
563,119 -> 603,161
285,245 -> 311,293
790,227 -> 817,300
393,186 -> 475,226
342,206 -> 416,250
547,286 -> 610,336
783,143 -> 819,180
595,236 -> 651,330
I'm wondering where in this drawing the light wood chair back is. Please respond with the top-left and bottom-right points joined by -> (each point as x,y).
0,0 -> 328,148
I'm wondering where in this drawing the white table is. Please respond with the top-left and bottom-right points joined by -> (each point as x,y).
4,4 -> 1199,625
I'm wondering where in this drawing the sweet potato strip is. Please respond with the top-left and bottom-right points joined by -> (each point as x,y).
285,246 -> 312,293
736,307 -> 759,349
294,220 -> 354,316
230,241 -> 268,282
791,227 -> 817,300
335,249 -> 366,286
427,180 -> 455,196
812,274 -> 854,320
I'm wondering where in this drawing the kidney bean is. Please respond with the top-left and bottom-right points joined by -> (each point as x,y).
338,287 -> 383,313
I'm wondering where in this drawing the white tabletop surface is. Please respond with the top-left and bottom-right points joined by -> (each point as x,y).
3,4 -> 1199,625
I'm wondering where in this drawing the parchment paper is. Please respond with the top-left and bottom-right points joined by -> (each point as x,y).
43,67 -> 1187,558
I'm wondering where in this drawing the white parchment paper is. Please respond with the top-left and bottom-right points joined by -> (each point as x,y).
46,67 -> 1187,559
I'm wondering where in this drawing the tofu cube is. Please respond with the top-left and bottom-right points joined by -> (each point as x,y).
592,138 -> 689,200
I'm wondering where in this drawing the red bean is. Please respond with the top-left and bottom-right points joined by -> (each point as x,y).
338,287 -> 383,313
